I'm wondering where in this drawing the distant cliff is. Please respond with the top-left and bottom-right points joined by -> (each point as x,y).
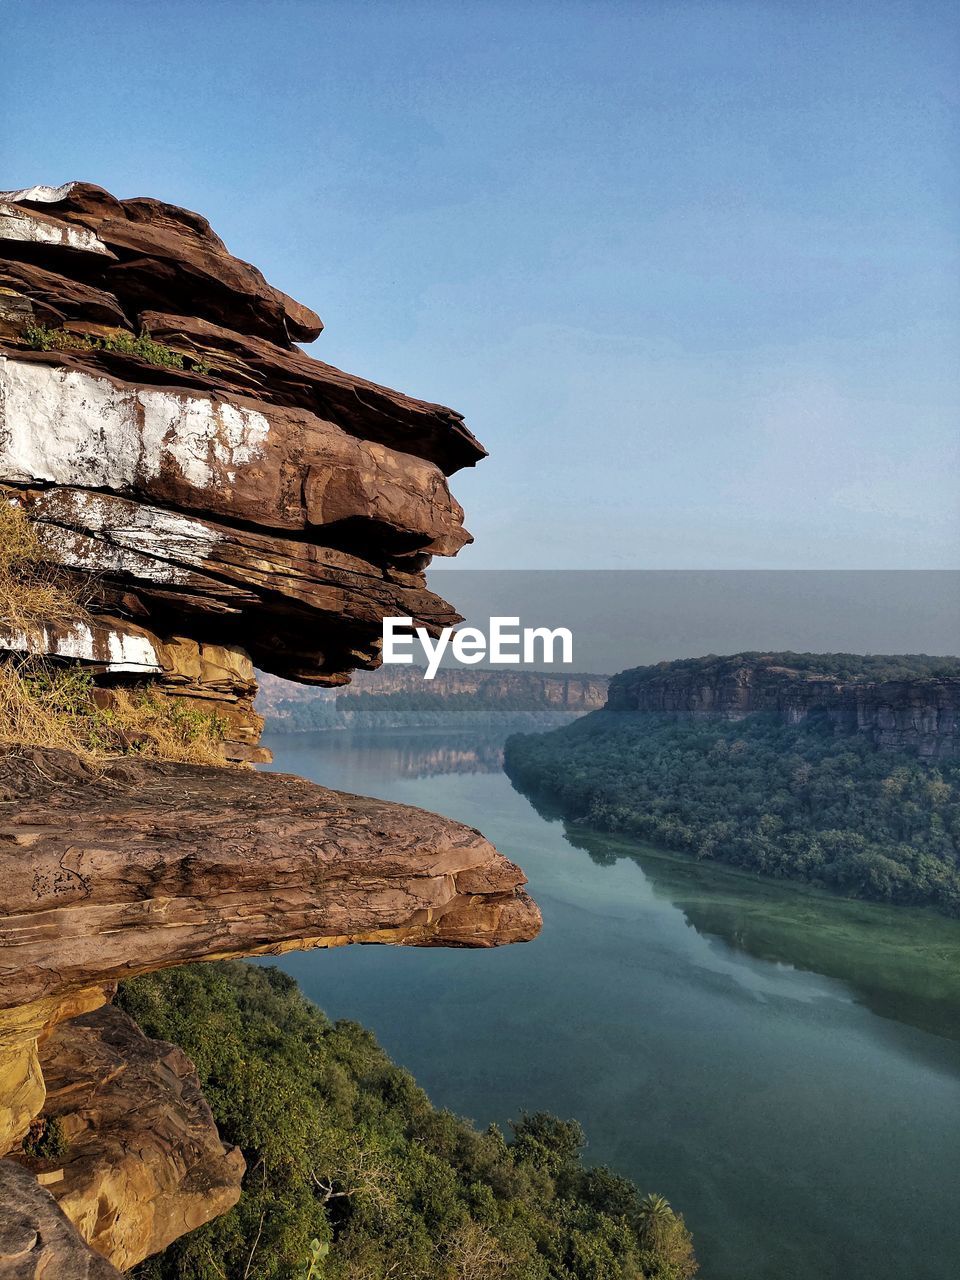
607,653 -> 960,759
257,666 -> 610,729
505,652 -> 960,915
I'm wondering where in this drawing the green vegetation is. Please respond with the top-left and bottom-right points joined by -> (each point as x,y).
613,651 -> 960,689
504,710 -> 960,915
21,321 -> 210,374
563,826 -> 960,1042
22,1114 -> 67,1161
119,962 -> 697,1280
303,1238 -> 330,1279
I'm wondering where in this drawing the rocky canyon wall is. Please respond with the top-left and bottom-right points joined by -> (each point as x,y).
0,182 -> 540,1273
607,655 -> 960,758
257,665 -> 610,715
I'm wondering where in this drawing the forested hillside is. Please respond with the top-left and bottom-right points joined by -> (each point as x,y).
504,710 -> 960,914
614,653 -> 960,687
122,963 -> 697,1280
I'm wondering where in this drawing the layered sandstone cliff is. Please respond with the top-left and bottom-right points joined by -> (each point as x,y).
607,654 -> 960,758
257,666 -> 610,719
15,1003 -> 245,1271
0,181 -> 486,762
0,182 -> 540,1272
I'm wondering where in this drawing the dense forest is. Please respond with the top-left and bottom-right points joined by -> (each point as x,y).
613,652 -> 960,687
504,711 -> 960,915
121,963 -> 696,1280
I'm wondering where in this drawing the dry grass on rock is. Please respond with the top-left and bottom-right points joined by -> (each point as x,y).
0,502 -> 229,765
0,501 -> 85,635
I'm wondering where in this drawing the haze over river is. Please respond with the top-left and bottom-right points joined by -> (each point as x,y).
262,728 -> 960,1280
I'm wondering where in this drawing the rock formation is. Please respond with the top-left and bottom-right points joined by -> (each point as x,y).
0,745 -> 538,1016
14,1004 -> 245,1271
0,183 -> 541,1267
607,654 -> 960,758
0,181 -> 486,760
0,1159 -> 122,1278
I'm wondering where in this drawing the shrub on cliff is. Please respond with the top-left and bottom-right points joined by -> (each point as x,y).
0,660 -> 228,764
119,962 -> 697,1280
21,321 -> 210,373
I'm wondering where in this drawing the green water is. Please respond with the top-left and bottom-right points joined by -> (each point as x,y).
262,728 -> 960,1280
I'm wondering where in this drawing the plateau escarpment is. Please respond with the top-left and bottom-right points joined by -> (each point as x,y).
257,665 -> 610,729
505,653 -> 960,915
0,182 -> 539,1271
608,653 -> 960,758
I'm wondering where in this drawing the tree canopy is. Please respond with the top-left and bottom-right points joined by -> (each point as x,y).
121,962 -> 697,1280
504,710 -> 960,915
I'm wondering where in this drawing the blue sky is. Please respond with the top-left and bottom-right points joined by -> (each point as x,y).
4,0 -> 958,568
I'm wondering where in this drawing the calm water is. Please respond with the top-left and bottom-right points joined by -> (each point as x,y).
261,728 -> 960,1280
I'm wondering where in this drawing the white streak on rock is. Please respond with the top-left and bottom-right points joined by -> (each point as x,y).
0,359 -> 271,493
0,620 -> 161,673
0,183 -> 79,204
35,524 -> 198,586
38,490 -> 221,573
105,630 -> 160,671
139,389 -> 270,492
0,203 -> 112,256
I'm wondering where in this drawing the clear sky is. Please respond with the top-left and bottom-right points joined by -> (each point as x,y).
4,0 -> 958,568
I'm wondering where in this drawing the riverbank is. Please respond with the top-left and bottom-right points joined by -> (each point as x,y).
263,727 -> 960,1280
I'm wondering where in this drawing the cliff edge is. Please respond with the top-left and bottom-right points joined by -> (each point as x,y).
608,653 -> 960,758
0,181 -> 540,1272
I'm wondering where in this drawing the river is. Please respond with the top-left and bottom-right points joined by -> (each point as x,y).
261,728 -> 960,1280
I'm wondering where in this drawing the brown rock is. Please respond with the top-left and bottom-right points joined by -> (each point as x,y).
138,311 -> 485,474
0,184 -> 543,1267
0,353 -> 470,555
10,485 -> 462,681
0,746 -> 540,1019
0,201 -> 116,261
0,611 -> 263,761
0,745 -> 540,1152
16,1005 -> 244,1271
0,183 -> 319,344
0,260 -> 130,332
0,180 -> 486,702
0,1160 -> 122,1278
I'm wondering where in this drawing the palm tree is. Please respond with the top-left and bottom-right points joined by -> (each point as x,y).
637,1193 -> 674,1245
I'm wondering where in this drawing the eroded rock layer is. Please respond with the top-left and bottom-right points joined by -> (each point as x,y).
15,1005 -> 245,1271
0,745 -> 540,1151
0,181 -> 485,743
607,655 -> 960,758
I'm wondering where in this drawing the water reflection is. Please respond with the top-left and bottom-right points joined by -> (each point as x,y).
522,788 -> 960,1044
271,728 -> 960,1045
269,728 -> 508,778
264,727 -> 960,1280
